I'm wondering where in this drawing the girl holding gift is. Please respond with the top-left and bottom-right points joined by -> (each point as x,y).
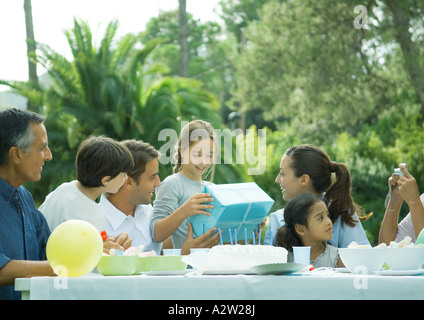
264,144 -> 371,247
151,120 -> 220,250
274,193 -> 344,268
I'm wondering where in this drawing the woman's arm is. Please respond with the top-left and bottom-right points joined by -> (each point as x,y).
379,174 -> 403,245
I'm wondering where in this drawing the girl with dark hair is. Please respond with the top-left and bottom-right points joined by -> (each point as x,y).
264,144 -> 370,248
274,194 -> 344,268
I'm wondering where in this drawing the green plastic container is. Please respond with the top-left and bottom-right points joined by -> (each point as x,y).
96,256 -> 138,276
148,256 -> 187,271
134,257 -> 150,274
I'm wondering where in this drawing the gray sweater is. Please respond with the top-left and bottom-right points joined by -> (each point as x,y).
151,173 -> 209,248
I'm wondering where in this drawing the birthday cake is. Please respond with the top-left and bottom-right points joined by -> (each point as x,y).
182,245 -> 288,272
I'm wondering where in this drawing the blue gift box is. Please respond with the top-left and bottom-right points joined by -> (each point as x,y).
187,182 -> 274,243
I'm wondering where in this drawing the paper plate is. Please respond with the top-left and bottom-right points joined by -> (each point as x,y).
334,267 -> 350,273
373,269 -> 424,276
202,269 -> 255,275
142,270 -> 192,276
250,263 -> 308,275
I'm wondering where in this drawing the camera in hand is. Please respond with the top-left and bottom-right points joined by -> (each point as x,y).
394,163 -> 407,176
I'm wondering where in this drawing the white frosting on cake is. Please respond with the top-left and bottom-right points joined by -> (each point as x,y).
210,244 -> 286,256
183,245 -> 288,272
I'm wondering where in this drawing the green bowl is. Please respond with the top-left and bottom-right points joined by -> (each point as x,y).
148,256 -> 187,271
134,257 -> 150,274
97,256 -> 138,276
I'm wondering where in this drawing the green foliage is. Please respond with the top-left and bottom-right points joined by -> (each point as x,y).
3,18 -> 246,203
2,0 -> 424,245
141,9 -> 236,117
247,126 -> 302,214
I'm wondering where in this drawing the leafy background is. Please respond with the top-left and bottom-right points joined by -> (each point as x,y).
2,0 -> 424,245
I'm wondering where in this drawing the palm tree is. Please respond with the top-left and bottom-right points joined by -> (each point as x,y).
37,19 -> 221,139
23,0 -> 39,111
2,18 -> 235,202
178,0 -> 189,77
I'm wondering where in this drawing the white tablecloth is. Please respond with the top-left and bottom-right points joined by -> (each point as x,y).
14,270 -> 424,300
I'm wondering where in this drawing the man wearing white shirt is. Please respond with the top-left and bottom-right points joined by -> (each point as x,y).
100,140 -> 162,254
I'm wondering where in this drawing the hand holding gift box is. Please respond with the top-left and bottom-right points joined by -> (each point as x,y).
188,182 -> 274,243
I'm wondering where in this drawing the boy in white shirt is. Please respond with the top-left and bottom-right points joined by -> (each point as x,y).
39,136 -> 134,235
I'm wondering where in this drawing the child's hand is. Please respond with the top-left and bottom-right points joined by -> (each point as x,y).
181,223 -> 219,255
103,232 -> 132,254
178,193 -> 214,218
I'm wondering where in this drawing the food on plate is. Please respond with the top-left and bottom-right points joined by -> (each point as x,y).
104,245 -> 157,257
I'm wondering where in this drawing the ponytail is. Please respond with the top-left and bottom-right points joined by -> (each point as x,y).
326,161 -> 372,225
285,145 -> 371,228
274,224 -> 303,251
325,162 -> 357,227
173,151 -> 183,173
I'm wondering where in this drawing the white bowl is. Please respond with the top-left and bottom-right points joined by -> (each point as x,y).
339,248 -> 387,273
385,247 -> 424,270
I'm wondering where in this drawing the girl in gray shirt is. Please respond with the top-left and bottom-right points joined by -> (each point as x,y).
151,120 -> 217,248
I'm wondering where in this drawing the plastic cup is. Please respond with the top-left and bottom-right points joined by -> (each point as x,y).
293,246 -> 311,265
190,248 -> 210,254
162,249 -> 182,256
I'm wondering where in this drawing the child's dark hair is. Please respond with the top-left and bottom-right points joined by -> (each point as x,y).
274,193 -> 322,251
76,136 -> 134,187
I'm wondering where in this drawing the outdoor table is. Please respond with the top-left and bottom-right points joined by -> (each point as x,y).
14,270 -> 424,300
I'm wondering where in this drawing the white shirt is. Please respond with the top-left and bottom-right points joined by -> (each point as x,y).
100,195 -> 162,254
39,180 -> 105,231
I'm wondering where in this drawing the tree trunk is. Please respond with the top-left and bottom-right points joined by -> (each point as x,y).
23,0 -> 38,111
384,0 -> 424,114
24,0 -> 38,83
178,0 -> 189,77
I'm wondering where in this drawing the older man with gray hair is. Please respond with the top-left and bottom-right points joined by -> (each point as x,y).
0,107 -> 55,300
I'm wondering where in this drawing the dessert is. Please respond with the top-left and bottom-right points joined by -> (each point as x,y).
183,244 -> 288,272
347,241 -> 372,249
104,245 -> 157,257
389,236 -> 423,248
347,236 -> 424,250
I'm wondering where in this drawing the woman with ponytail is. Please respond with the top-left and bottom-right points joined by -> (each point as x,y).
264,144 -> 370,247
274,194 -> 344,268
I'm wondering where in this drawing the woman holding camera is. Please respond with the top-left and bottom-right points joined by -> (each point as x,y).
379,164 -> 424,245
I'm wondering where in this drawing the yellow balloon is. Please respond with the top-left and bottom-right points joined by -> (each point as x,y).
46,220 -> 103,277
